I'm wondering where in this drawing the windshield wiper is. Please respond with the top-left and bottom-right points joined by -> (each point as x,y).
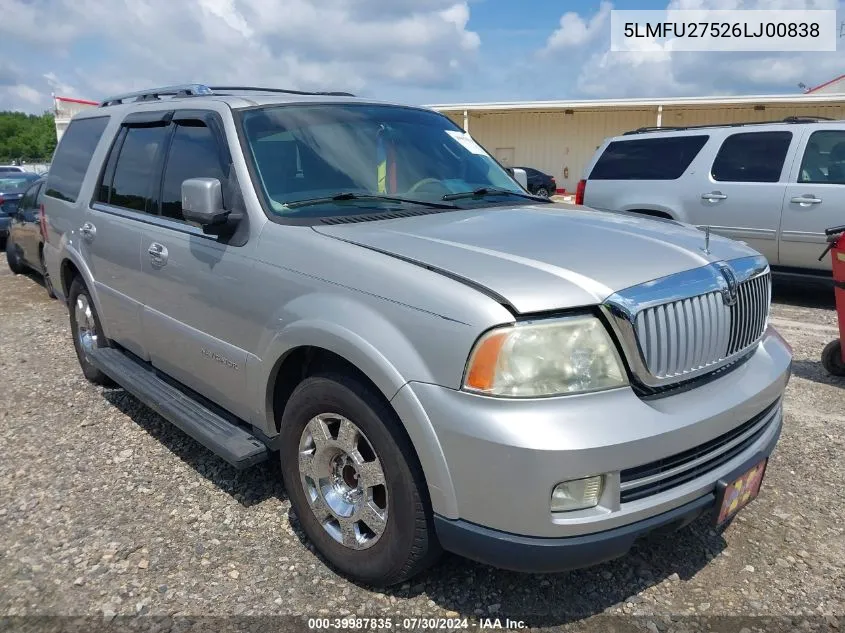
442,187 -> 550,202
284,192 -> 458,210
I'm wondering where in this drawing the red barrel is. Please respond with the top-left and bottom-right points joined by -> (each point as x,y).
820,227 -> 845,375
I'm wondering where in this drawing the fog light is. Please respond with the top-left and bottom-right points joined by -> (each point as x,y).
551,476 -> 604,512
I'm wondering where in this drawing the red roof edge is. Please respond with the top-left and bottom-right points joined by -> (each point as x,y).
806,74 -> 845,93
54,95 -> 99,106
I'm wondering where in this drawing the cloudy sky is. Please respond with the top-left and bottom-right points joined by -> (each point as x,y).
1,0 -> 843,113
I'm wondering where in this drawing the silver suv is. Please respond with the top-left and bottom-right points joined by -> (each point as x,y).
580,117 -> 845,279
42,84 -> 792,586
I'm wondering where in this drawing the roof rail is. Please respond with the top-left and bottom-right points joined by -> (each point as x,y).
208,86 -> 356,97
623,115 -> 840,135
98,84 -> 356,107
99,84 -> 213,107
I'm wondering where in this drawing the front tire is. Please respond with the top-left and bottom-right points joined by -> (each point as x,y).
68,277 -> 113,386
6,239 -> 25,274
279,373 -> 440,585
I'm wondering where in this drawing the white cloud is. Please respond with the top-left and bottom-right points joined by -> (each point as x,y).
0,0 -> 480,112
543,1 -> 612,52
541,0 -> 844,98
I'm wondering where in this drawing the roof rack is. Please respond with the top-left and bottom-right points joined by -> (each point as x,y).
99,84 -> 356,107
208,86 -> 355,97
99,84 -> 213,107
622,115 -> 838,135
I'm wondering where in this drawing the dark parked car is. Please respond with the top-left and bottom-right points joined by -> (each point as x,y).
5,175 -> 55,298
0,172 -> 41,247
515,166 -> 557,197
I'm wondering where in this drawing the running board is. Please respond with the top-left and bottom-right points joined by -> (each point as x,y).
87,347 -> 269,469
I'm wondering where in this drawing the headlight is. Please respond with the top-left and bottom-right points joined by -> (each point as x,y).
463,315 -> 627,397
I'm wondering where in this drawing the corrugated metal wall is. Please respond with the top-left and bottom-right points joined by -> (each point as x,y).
465,109 -> 656,192
439,101 -> 845,193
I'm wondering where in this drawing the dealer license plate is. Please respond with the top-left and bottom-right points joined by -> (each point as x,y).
714,459 -> 767,526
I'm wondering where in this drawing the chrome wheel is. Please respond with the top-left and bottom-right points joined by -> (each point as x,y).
298,413 -> 388,550
74,294 -> 98,354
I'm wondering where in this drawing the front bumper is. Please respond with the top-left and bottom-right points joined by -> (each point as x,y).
434,431 -> 779,573
394,326 -> 791,547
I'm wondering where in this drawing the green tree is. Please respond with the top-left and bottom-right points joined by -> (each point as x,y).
0,111 -> 57,164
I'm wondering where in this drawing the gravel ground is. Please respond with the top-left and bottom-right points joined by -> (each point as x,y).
1,258 -> 844,633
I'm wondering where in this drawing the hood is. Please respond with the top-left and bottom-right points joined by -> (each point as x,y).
313,204 -> 761,314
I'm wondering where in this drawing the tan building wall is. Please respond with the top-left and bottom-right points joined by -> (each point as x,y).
434,97 -> 845,193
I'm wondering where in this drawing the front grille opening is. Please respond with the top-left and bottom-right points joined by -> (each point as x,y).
619,400 -> 779,503
634,271 -> 771,382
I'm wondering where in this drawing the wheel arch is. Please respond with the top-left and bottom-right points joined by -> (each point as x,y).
58,249 -> 108,335
257,316 -> 458,519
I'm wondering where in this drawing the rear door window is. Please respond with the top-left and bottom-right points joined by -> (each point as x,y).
798,130 -> 845,184
45,117 -> 109,203
159,122 -> 226,222
589,135 -> 709,180
104,125 -> 170,213
711,131 -> 793,183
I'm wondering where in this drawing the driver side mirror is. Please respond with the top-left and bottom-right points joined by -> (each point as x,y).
508,167 -> 528,189
181,178 -> 229,226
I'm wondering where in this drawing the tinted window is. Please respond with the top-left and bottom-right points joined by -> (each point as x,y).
45,117 -> 109,203
711,131 -> 793,183
0,174 -> 39,193
109,125 -> 170,213
160,123 -> 226,221
590,136 -> 708,180
799,130 -> 845,184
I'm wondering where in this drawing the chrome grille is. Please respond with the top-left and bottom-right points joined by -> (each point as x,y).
602,256 -> 771,388
728,273 -> 771,355
634,272 -> 770,379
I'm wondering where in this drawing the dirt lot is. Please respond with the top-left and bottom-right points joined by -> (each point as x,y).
1,257 -> 844,633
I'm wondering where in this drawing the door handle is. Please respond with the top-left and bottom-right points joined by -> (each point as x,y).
80,222 -> 96,240
790,195 -> 822,205
148,242 -> 168,266
701,192 -> 728,201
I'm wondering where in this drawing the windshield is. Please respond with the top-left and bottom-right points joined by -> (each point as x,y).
240,104 -> 525,217
0,174 -> 39,193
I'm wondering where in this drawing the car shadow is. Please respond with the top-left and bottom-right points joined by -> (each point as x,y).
99,388 -> 285,507
771,278 -> 835,310
790,358 -> 845,387
285,509 -> 724,625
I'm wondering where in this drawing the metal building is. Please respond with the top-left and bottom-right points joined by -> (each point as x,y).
429,91 -> 845,194
53,95 -> 99,141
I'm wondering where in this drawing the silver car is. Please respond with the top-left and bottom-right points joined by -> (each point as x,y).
580,117 -> 845,279
42,84 -> 792,586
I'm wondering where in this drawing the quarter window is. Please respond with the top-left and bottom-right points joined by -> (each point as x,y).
589,136 -> 709,181
107,125 -> 170,213
711,131 -> 793,183
798,130 -> 845,184
160,123 -> 226,221
45,117 -> 109,203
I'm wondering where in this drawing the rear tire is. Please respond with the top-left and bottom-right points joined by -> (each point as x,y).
821,339 -> 845,376
279,373 -> 440,586
536,187 -> 550,198
68,277 -> 114,386
6,239 -> 25,274
40,249 -> 56,299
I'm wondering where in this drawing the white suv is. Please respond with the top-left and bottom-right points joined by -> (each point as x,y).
578,117 -> 845,279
